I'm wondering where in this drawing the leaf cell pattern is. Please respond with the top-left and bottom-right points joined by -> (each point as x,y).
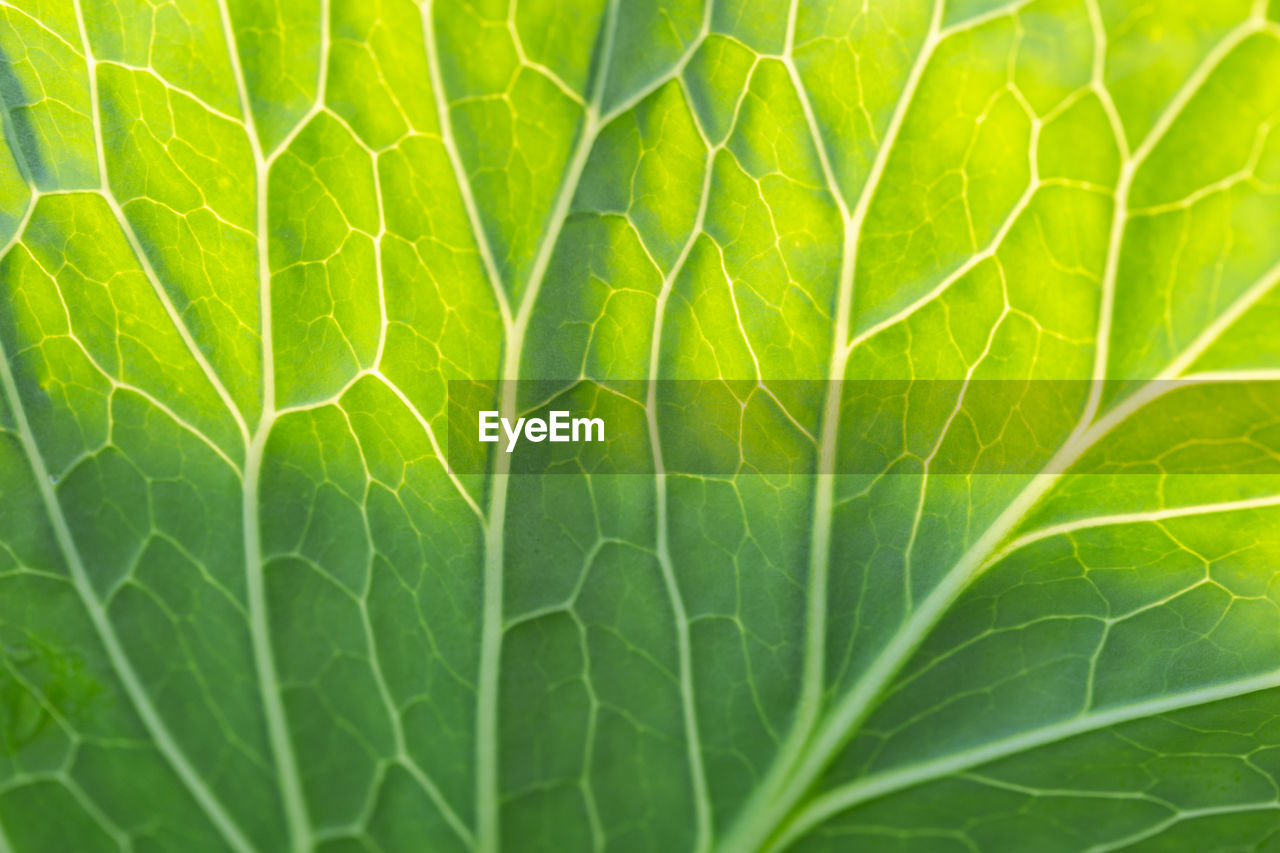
2,1 -> 1280,852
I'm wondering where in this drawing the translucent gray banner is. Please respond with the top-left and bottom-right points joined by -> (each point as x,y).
446,379 -> 1280,476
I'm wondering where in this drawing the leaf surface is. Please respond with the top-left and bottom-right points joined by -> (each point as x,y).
3,1 -> 1280,851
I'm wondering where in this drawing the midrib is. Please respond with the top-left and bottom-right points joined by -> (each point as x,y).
472,4 -> 622,850
717,2 -> 946,848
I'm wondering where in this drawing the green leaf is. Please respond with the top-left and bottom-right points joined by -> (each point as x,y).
3,1 -> 1280,851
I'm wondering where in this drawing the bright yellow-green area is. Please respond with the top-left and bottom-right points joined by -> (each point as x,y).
2,1 -> 1280,852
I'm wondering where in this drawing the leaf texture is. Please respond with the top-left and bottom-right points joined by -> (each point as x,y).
2,1 -> 1280,851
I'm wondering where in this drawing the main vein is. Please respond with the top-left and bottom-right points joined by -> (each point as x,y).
428,2 -> 626,849
719,2 -> 945,849
213,0 -> 315,846
642,7 -> 747,843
